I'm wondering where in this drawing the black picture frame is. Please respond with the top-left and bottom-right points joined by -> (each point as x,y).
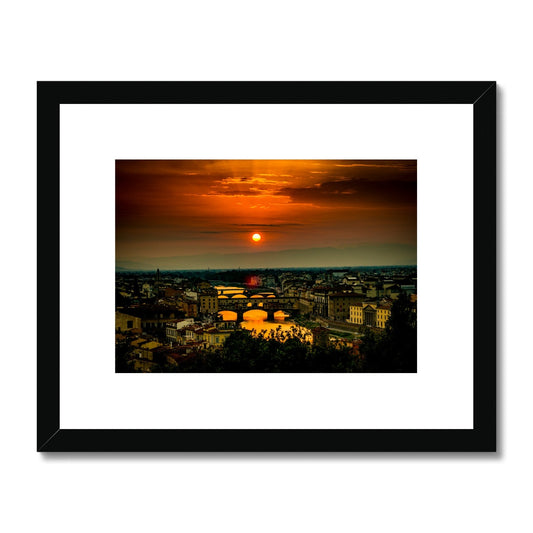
37,81 -> 496,452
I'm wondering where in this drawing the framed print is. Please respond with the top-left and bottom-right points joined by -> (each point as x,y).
37,81 -> 496,452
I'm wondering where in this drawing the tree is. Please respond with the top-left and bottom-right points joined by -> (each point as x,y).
115,342 -> 135,372
360,292 -> 417,372
165,328 -> 362,373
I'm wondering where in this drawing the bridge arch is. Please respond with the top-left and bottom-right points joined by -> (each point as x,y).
218,310 -> 237,321
243,309 -> 267,321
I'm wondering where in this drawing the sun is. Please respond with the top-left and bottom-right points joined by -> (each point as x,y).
252,233 -> 262,242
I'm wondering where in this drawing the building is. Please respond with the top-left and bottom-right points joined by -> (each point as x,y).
327,292 -> 366,321
331,271 -> 348,279
376,302 -> 392,328
121,305 -> 183,332
164,287 -> 181,299
400,284 -> 416,295
181,297 -> 198,318
202,327 -> 232,347
115,311 -> 142,332
298,296 -> 314,316
349,301 -> 392,328
137,340 -> 163,359
312,286 -> 333,317
141,283 -> 153,298
129,340 -> 164,371
166,318 -> 195,342
199,288 -> 219,315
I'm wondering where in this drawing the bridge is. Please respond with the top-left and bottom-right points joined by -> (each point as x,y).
217,293 -> 300,321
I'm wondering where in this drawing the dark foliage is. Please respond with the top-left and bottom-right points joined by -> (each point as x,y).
359,292 -> 417,372
154,328 -> 361,373
115,342 -> 136,372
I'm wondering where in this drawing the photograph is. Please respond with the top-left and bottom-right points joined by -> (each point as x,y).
115,159 -> 417,373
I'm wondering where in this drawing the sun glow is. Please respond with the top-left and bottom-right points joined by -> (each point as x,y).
252,233 -> 262,242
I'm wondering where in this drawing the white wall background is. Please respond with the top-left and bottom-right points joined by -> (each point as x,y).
0,2 -> 528,532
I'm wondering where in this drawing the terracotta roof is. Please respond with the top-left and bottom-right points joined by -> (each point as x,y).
329,292 -> 365,298
131,338 -> 148,347
141,341 -> 162,350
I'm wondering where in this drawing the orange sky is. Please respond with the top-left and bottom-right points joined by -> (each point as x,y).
116,160 -> 416,270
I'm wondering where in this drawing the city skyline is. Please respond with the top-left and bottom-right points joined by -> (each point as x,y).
116,160 -> 416,270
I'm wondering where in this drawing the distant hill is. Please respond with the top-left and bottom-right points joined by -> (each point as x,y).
116,243 -> 416,271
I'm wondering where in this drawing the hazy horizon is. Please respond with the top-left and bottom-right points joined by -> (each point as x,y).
115,242 -> 416,271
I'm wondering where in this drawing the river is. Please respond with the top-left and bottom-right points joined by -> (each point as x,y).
215,285 -> 312,342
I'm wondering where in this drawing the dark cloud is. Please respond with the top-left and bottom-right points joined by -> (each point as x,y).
231,223 -> 304,227
205,189 -> 267,197
277,178 -> 416,207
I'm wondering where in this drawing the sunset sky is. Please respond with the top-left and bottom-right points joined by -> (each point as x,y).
116,160 -> 416,270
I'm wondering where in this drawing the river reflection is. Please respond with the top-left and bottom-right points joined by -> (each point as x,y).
218,309 -> 312,343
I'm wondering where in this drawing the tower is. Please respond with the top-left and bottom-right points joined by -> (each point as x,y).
155,268 -> 161,298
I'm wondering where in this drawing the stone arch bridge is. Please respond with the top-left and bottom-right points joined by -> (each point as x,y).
217,293 -> 300,321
